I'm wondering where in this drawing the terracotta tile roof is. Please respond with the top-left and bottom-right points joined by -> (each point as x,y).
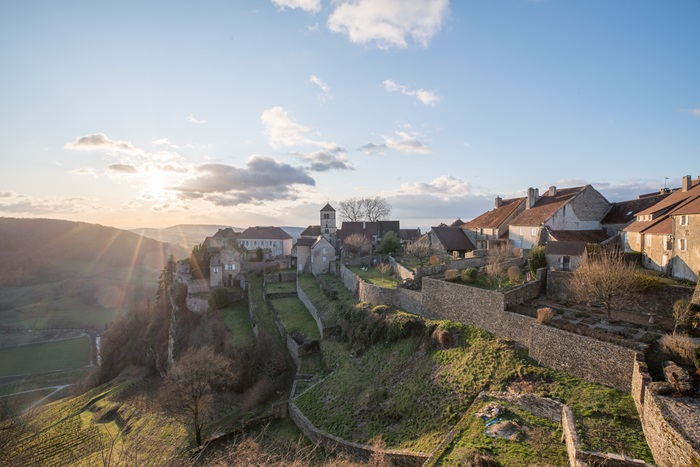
238,226 -> 292,240
321,203 -> 335,212
431,226 -> 476,251
300,225 -> 321,237
601,193 -> 670,225
636,179 -> 700,216
463,197 -> 526,229
544,241 -> 587,256
548,230 -> 610,243
643,217 -> 673,235
669,193 -> 700,216
623,219 -> 658,233
509,186 -> 585,227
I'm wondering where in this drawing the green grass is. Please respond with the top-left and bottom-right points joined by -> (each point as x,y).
220,302 -> 254,346
270,297 -> 321,340
347,265 -> 400,288
437,399 -> 568,466
295,315 -> 653,462
247,274 -> 284,344
265,281 -> 297,294
297,274 -> 354,328
0,336 -> 90,376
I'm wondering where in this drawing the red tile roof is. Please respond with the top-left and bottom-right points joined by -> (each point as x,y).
462,198 -> 526,229
548,230 -> 610,243
509,187 -> 586,227
643,217 -> 673,235
238,226 -> 292,240
636,179 -> 700,216
669,193 -> 700,216
601,193 -> 670,225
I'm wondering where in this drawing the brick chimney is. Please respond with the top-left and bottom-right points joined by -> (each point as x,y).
526,187 -> 538,209
682,175 -> 692,192
495,196 -> 502,208
549,186 -> 557,196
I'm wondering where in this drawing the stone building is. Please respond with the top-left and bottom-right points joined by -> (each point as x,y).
209,244 -> 243,287
462,196 -> 526,249
419,226 -> 476,258
669,190 -> 700,282
237,226 -> 293,259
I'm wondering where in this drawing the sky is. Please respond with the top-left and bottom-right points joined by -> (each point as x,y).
1,0 -> 698,231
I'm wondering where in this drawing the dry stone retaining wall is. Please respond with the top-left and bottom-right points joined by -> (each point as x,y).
296,281 -> 327,338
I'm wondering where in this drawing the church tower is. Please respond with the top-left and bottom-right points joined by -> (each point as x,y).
320,203 -> 337,240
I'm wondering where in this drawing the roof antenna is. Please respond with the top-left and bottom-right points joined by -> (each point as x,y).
664,176 -> 669,190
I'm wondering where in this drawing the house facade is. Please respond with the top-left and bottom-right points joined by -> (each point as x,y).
419,226 -> 475,258
209,244 -> 243,287
462,196 -> 526,249
237,226 -> 293,259
508,185 -> 610,250
669,193 -> 700,282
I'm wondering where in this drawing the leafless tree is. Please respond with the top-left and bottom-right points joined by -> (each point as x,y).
338,197 -> 365,222
338,196 -> 392,222
404,241 -> 437,267
485,243 -> 512,288
362,196 -> 391,222
569,250 -> 636,319
376,262 -> 392,281
343,233 -> 371,256
160,345 -> 232,446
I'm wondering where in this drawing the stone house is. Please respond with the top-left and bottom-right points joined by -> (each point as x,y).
542,229 -> 610,272
622,175 -> 700,274
203,227 -> 238,251
601,191 -> 671,236
399,228 -> 421,248
419,226 -> 476,259
507,185 -> 611,250
338,220 -> 400,250
669,191 -> 700,282
462,196 -> 526,250
293,235 -> 335,275
237,226 -> 293,259
209,244 -> 243,287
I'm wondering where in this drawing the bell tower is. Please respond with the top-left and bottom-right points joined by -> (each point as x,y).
320,203 -> 336,239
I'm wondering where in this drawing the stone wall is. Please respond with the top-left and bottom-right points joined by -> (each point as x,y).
338,263 -> 360,296
186,295 -> 210,313
547,271 -> 694,318
187,279 -> 210,294
390,257 -> 415,282
288,401 -> 430,467
396,288 -> 431,317
421,278 -> 505,323
503,280 -> 541,308
296,281 -> 326,338
632,356 -> 700,467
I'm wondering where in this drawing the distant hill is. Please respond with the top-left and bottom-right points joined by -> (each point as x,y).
130,224 -> 243,250
0,218 -> 187,285
280,226 -> 305,242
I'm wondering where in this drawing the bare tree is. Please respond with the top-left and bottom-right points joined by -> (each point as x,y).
569,250 -> 636,319
404,241 -> 437,267
343,233 -> 371,256
338,197 -> 365,222
362,196 -> 391,222
376,262 -> 392,281
338,196 -> 392,222
485,243 -> 512,288
160,345 -> 232,446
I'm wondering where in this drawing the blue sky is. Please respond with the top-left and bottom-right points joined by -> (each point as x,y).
1,0 -> 698,230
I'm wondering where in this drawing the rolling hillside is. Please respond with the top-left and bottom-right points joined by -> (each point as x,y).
130,224 -> 241,249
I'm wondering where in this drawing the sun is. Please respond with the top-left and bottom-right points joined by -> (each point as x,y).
146,172 -> 168,198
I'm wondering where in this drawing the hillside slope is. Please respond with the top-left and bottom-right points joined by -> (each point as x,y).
130,223 -> 240,249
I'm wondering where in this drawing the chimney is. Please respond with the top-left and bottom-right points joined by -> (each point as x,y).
495,196 -> 502,208
549,186 -> 557,196
682,175 -> 691,192
526,187 -> 537,209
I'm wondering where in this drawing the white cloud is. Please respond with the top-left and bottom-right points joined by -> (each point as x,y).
309,75 -> 333,103
64,133 -> 143,155
396,175 -> 472,201
327,0 -> 449,49
690,108 -> 700,117
106,163 -> 140,179
290,146 -> 354,172
69,167 -> 98,177
0,194 -> 97,215
272,0 -> 321,13
186,113 -> 207,124
361,130 -> 431,154
383,79 -> 440,106
261,106 -> 314,148
152,138 -> 179,149
122,200 -> 143,210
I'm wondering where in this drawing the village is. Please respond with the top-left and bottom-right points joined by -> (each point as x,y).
172,176 -> 700,467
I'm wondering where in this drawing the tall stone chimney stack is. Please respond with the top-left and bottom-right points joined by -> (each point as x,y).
549,186 -> 557,196
682,175 -> 692,192
526,188 -> 537,209
495,196 -> 502,208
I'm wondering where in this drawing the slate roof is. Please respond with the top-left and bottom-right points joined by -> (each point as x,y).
544,241 -> 587,256
399,228 -> 421,242
548,230 -> 610,243
295,237 -> 316,247
463,197 -> 526,229
601,193 -> 671,225
509,186 -> 586,227
321,203 -> 335,212
431,226 -> 476,251
339,221 -> 400,242
300,225 -> 321,237
449,219 -> 464,228
238,226 -> 292,240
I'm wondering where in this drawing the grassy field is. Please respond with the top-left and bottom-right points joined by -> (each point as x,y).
347,265 -> 400,288
269,297 -> 321,340
220,302 -> 255,346
295,316 -> 653,463
0,336 -> 90,377
265,281 -> 297,294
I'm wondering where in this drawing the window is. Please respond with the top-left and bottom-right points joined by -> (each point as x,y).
679,238 -> 687,251
519,227 -> 524,235
645,235 -> 651,247
531,228 -> 537,236
680,215 -> 688,226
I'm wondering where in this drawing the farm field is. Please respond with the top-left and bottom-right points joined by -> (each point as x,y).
0,336 -> 90,377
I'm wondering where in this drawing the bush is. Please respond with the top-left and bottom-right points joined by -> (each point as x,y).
633,274 -> 664,293
660,333 -> 696,366
379,231 -> 400,255
461,268 -> 478,283
445,269 -> 460,282
672,299 -> 693,334
507,265 -> 522,283
537,307 -> 555,325
208,288 -> 232,310
431,327 -> 454,349
694,344 -> 700,370
528,246 -> 546,274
